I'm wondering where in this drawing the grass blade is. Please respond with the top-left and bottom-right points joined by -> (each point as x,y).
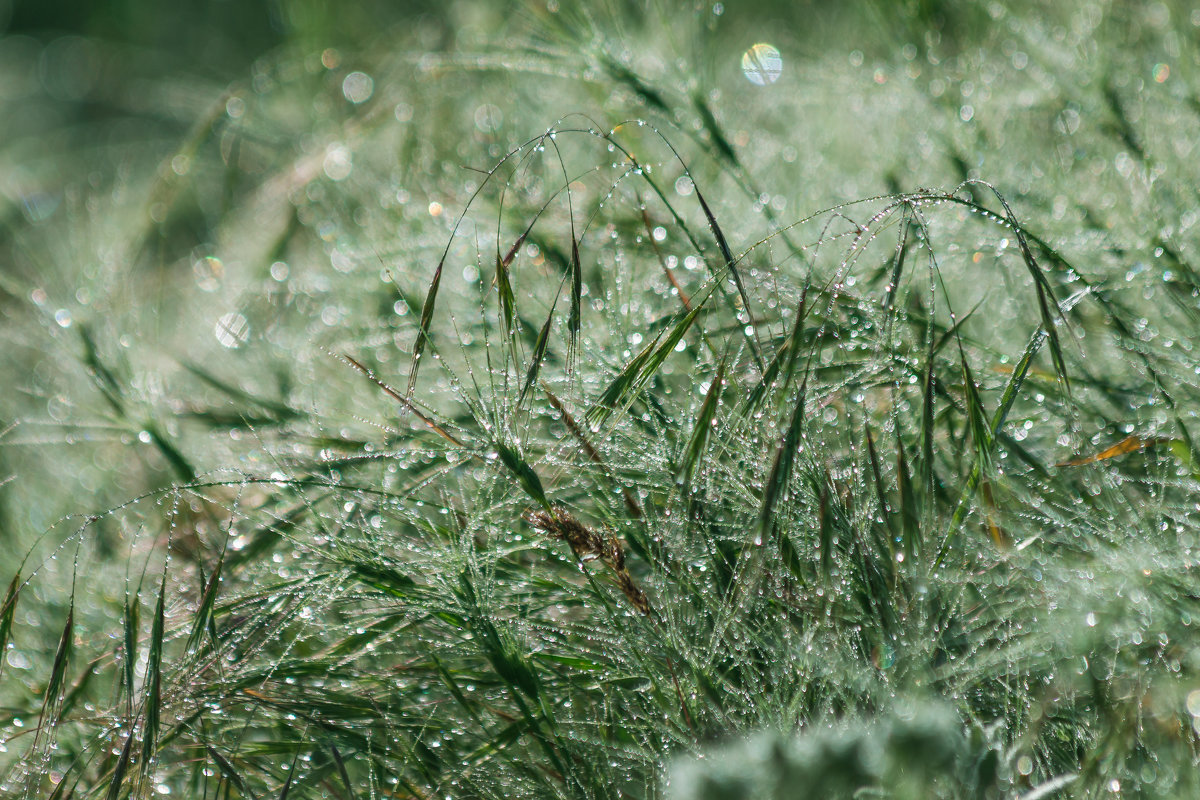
141,574 -> 166,778
587,302 -> 705,428
143,422 -> 197,482
181,361 -> 298,420
818,479 -> 833,586
0,573 -> 18,683
675,357 -> 725,488
863,422 -> 896,549
206,745 -> 253,798
406,253 -> 447,397
104,732 -> 135,800
518,297 -> 558,406
186,551 -> 224,655
896,431 -> 920,562
778,531 -> 807,585
40,603 -> 74,725
494,441 -> 549,511
959,351 -> 1008,548
568,235 -> 582,370
745,287 -> 808,416
277,755 -> 299,800
755,371 -> 808,548
348,561 -> 416,599
919,302 -> 936,536
79,323 -> 125,417
938,328 -> 1048,565
495,253 -> 517,341
330,745 -> 354,799
122,589 -> 139,714
692,185 -> 763,371
1056,435 -> 1174,467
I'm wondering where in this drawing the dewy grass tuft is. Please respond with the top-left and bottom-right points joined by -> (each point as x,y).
2,3 -> 1200,798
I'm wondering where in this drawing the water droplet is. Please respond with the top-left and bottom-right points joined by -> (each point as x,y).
215,312 -> 250,348
323,144 -> 353,181
742,43 -> 782,85
474,103 -> 503,133
342,71 -> 374,103
1186,689 -> 1200,717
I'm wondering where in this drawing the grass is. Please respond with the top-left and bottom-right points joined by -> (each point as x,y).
2,1 -> 1200,798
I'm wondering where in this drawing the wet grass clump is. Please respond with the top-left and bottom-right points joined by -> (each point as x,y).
2,2 -> 1200,798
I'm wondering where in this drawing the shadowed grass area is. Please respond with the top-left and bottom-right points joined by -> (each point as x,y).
2,1 -> 1200,798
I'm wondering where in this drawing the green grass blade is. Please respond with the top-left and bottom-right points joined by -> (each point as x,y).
181,361 -> 298,419
937,328 -> 1048,566
895,431 -> 920,562
40,603 -> 74,724
691,92 -> 739,167
959,353 -> 994,474
494,441 -> 549,510
141,574 -> 166,778
976,187 -> 1072,395
778,532 -> 807,585
818,479 -> 833,586
518,297 -> 558,406
568,236 -> 582,370
862,422 -> 897,552
277,755 -> 298,800
0,573 -> 18,683
406,253 -> 447,397
330,745 -> 354,799
745,287 -> 808,416
919,308 -> 936,535
495,253 -> 516,341
958,350 -> 1008,549
143,422 -> 197,482
692,185 -> 763,371
104,733 -> 135,800
755,372 -> 808,548
79,323 -> 125,417
675,357 -> 725,488
122,589 -> 139,712
348,561 -> 416,599
186,552 -> 224,655
227,500 -> 312,569
883,213 -> 912,316
206,745 -> 253,798
587,301 -> 705,428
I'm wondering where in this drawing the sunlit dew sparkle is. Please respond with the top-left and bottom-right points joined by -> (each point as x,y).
742,43 -> 782,85
342,71 -> 374,103
215,312 -> 250,348
323,144 -> 353,181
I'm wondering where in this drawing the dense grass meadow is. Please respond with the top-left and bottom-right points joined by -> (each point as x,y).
3,0 -> 1200,797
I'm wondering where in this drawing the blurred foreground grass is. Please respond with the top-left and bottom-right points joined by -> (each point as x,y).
2,1 -> 1200,798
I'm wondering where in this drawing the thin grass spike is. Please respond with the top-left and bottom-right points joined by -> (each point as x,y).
692,185 -> 764,371
406,253 -> 446,398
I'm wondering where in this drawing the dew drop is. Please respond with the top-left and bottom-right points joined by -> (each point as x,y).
742,43 -> 782,85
